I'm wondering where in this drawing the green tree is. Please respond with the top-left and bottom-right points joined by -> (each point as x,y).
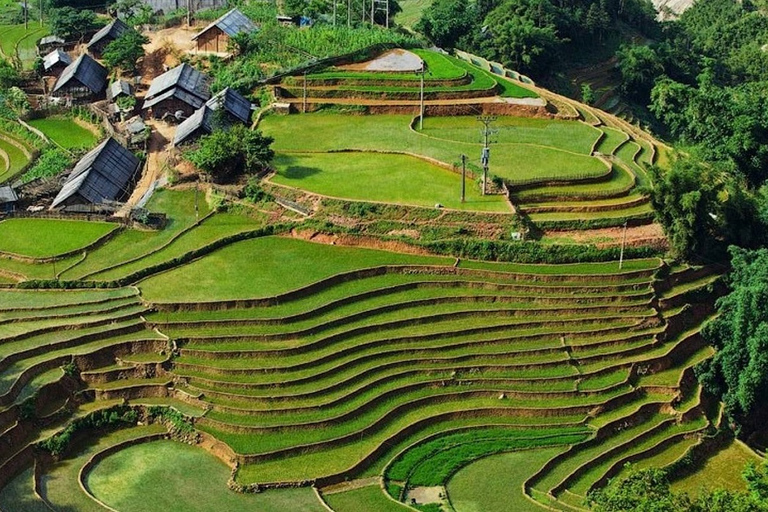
0,59 -> 19,89
588,468 -> 692,511
648,155 -> 723,261
581,83 -> 595,104
187,125 -> 274,183
585,1 -> 610,42
616,44 -> 664,100
698,247 -> 768,434
416,0 -> 477,49
102,30 -> 149,72
50,7 -> 98,40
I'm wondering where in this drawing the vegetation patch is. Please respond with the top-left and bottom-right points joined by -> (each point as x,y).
0,219 -> 117,258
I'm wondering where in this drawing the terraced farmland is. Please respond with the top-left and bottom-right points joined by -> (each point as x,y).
0,130 -> 33,184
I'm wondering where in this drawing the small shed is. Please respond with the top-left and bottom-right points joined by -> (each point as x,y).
38,35 -> 65,54
0,185 -> 17,213
173,87 -> 252,145
51,138 -> 141,210
277,15 -> 295,26
192,8 -> 257,53
106,79 -> 132,102
142,63 -> 210,119
52,54 -> 108,100
87,18 -> 133,57
42,49 -> 71,76
124,116 -> 149,146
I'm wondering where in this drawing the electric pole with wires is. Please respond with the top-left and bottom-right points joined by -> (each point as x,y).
477,115 -> 497,195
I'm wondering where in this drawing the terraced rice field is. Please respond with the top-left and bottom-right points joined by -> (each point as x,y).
27,116 -> 99,150
0,218 -> 117,258
0,223 -> 722,511
0,24 -> 49,68
0,130 -> 32,184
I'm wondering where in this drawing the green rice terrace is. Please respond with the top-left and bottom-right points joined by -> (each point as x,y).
0,46 -> 738,512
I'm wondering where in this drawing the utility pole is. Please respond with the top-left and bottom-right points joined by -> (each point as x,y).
619,221 -> 628,269
39,0 -> 42,27
333,0 -> 336,26
303,70 -> 308,113
477,115 -> 497,195
370,0 -> 374,24
24,0 -> 28,30
460,154 -> 466,203
347,0 -> 351,27
187,0 -> 191,27
418,60 -> 425,130
194,180 -> 199,222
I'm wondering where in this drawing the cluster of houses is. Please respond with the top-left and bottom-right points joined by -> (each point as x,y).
25,8 -> 258,213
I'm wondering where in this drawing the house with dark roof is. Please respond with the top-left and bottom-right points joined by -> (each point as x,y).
87,18 -> 133,57
0,185 -> 17,213
51,138 -> 141,210
173,87 -> 252,145
52,54 -> 108,100
42,49 -> 71,77
143,63 -> 210,119
38,35 -> 65,54
107,80 -> 132,102
192,8 -> 257,53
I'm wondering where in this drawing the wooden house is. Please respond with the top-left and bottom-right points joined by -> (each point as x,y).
192,8 -> 257,53
0,185 -> 17,213
52,54 -> 108,101
173,87 -> 252,145
142,63 -> 210,119
51,138 -> 140,210
42,49 -> 71,77
87,18 -> 133,57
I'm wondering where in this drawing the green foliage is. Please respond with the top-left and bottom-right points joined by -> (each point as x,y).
18,146 -> 72,184
109,0 -> 154,25
243,177 -> 272,203
415,0 -> 476,49
581,83 -> 595,105
616,44 -> 664,100
50,7 -> 98,40
38,405 -> 138,456
698,247 -> 768,434
102,30 -> 149,72
18,398 -> 35,420
61,361 -> 79,377
647,156 -> 723,261
147,406 -> 194,434
0,58 -> 19,89
589,465 -> 768,511
186,125 -> 274,183
115,94 -> 136,111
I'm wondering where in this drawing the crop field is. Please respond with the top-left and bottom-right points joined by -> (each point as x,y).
0,218 -> 117,258
0,130 -> 32,184
270,152 -> 511,211
0,24 -> 49,68
28,116 -> 100,150
0,43 -> 726,512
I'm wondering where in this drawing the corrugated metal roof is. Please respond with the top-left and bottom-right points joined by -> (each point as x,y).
206,87 -> 252,124
88,18 -> 132,47
142,86 -> 208,110
39,35 -> 64,46
51,138 -> 140,208
173,105 -> 213,145
43,49 -> 71,70
192,8 -> 257,40
53,54 -> 108,94
107,79 -> 132,101
145,63 -> 210,102
0,185 -> 17,203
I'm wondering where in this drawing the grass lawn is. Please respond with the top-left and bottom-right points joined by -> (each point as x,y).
0,218 -> 117,258
138,235 -> 450,302
86,440 -> 326,511
323,485 -> 413,512
671,440 -> 764,498
28,116 -> 99,150
421,116 -> 601,155
0,133 -> 30,183
260,114 -> 607,184
447,447 -> 568,512
271,152 -> 510,212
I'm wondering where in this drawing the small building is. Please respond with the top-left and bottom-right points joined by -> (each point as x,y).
173,87 -> 252,145
51,138 -> 141,210
192,8 -> 257,53
42,49 -> 71,77
52,54 -> 108,100
0,185 -> 17,213
276,15 -> 295,26
106,79 -> 132,102
142,63 -> 210,119
87,18 -> 133,57
38,35 -> 65,54
124,116 -> 149,146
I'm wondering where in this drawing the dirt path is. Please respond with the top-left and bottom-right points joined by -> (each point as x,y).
118,121 -> 173,215
543,223 -> 667,248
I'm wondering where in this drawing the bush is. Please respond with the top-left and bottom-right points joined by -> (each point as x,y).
38,405 -> 138,456
186,125 -> 274,183
19,146 -> 72,184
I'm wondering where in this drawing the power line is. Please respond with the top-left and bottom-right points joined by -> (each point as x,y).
476,115 -> 497,195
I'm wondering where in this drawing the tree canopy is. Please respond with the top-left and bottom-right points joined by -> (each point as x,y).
698,247 -> 768,434
50,7 -> 99,41
102,30 -> 149,72
187,125 -> 275,183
